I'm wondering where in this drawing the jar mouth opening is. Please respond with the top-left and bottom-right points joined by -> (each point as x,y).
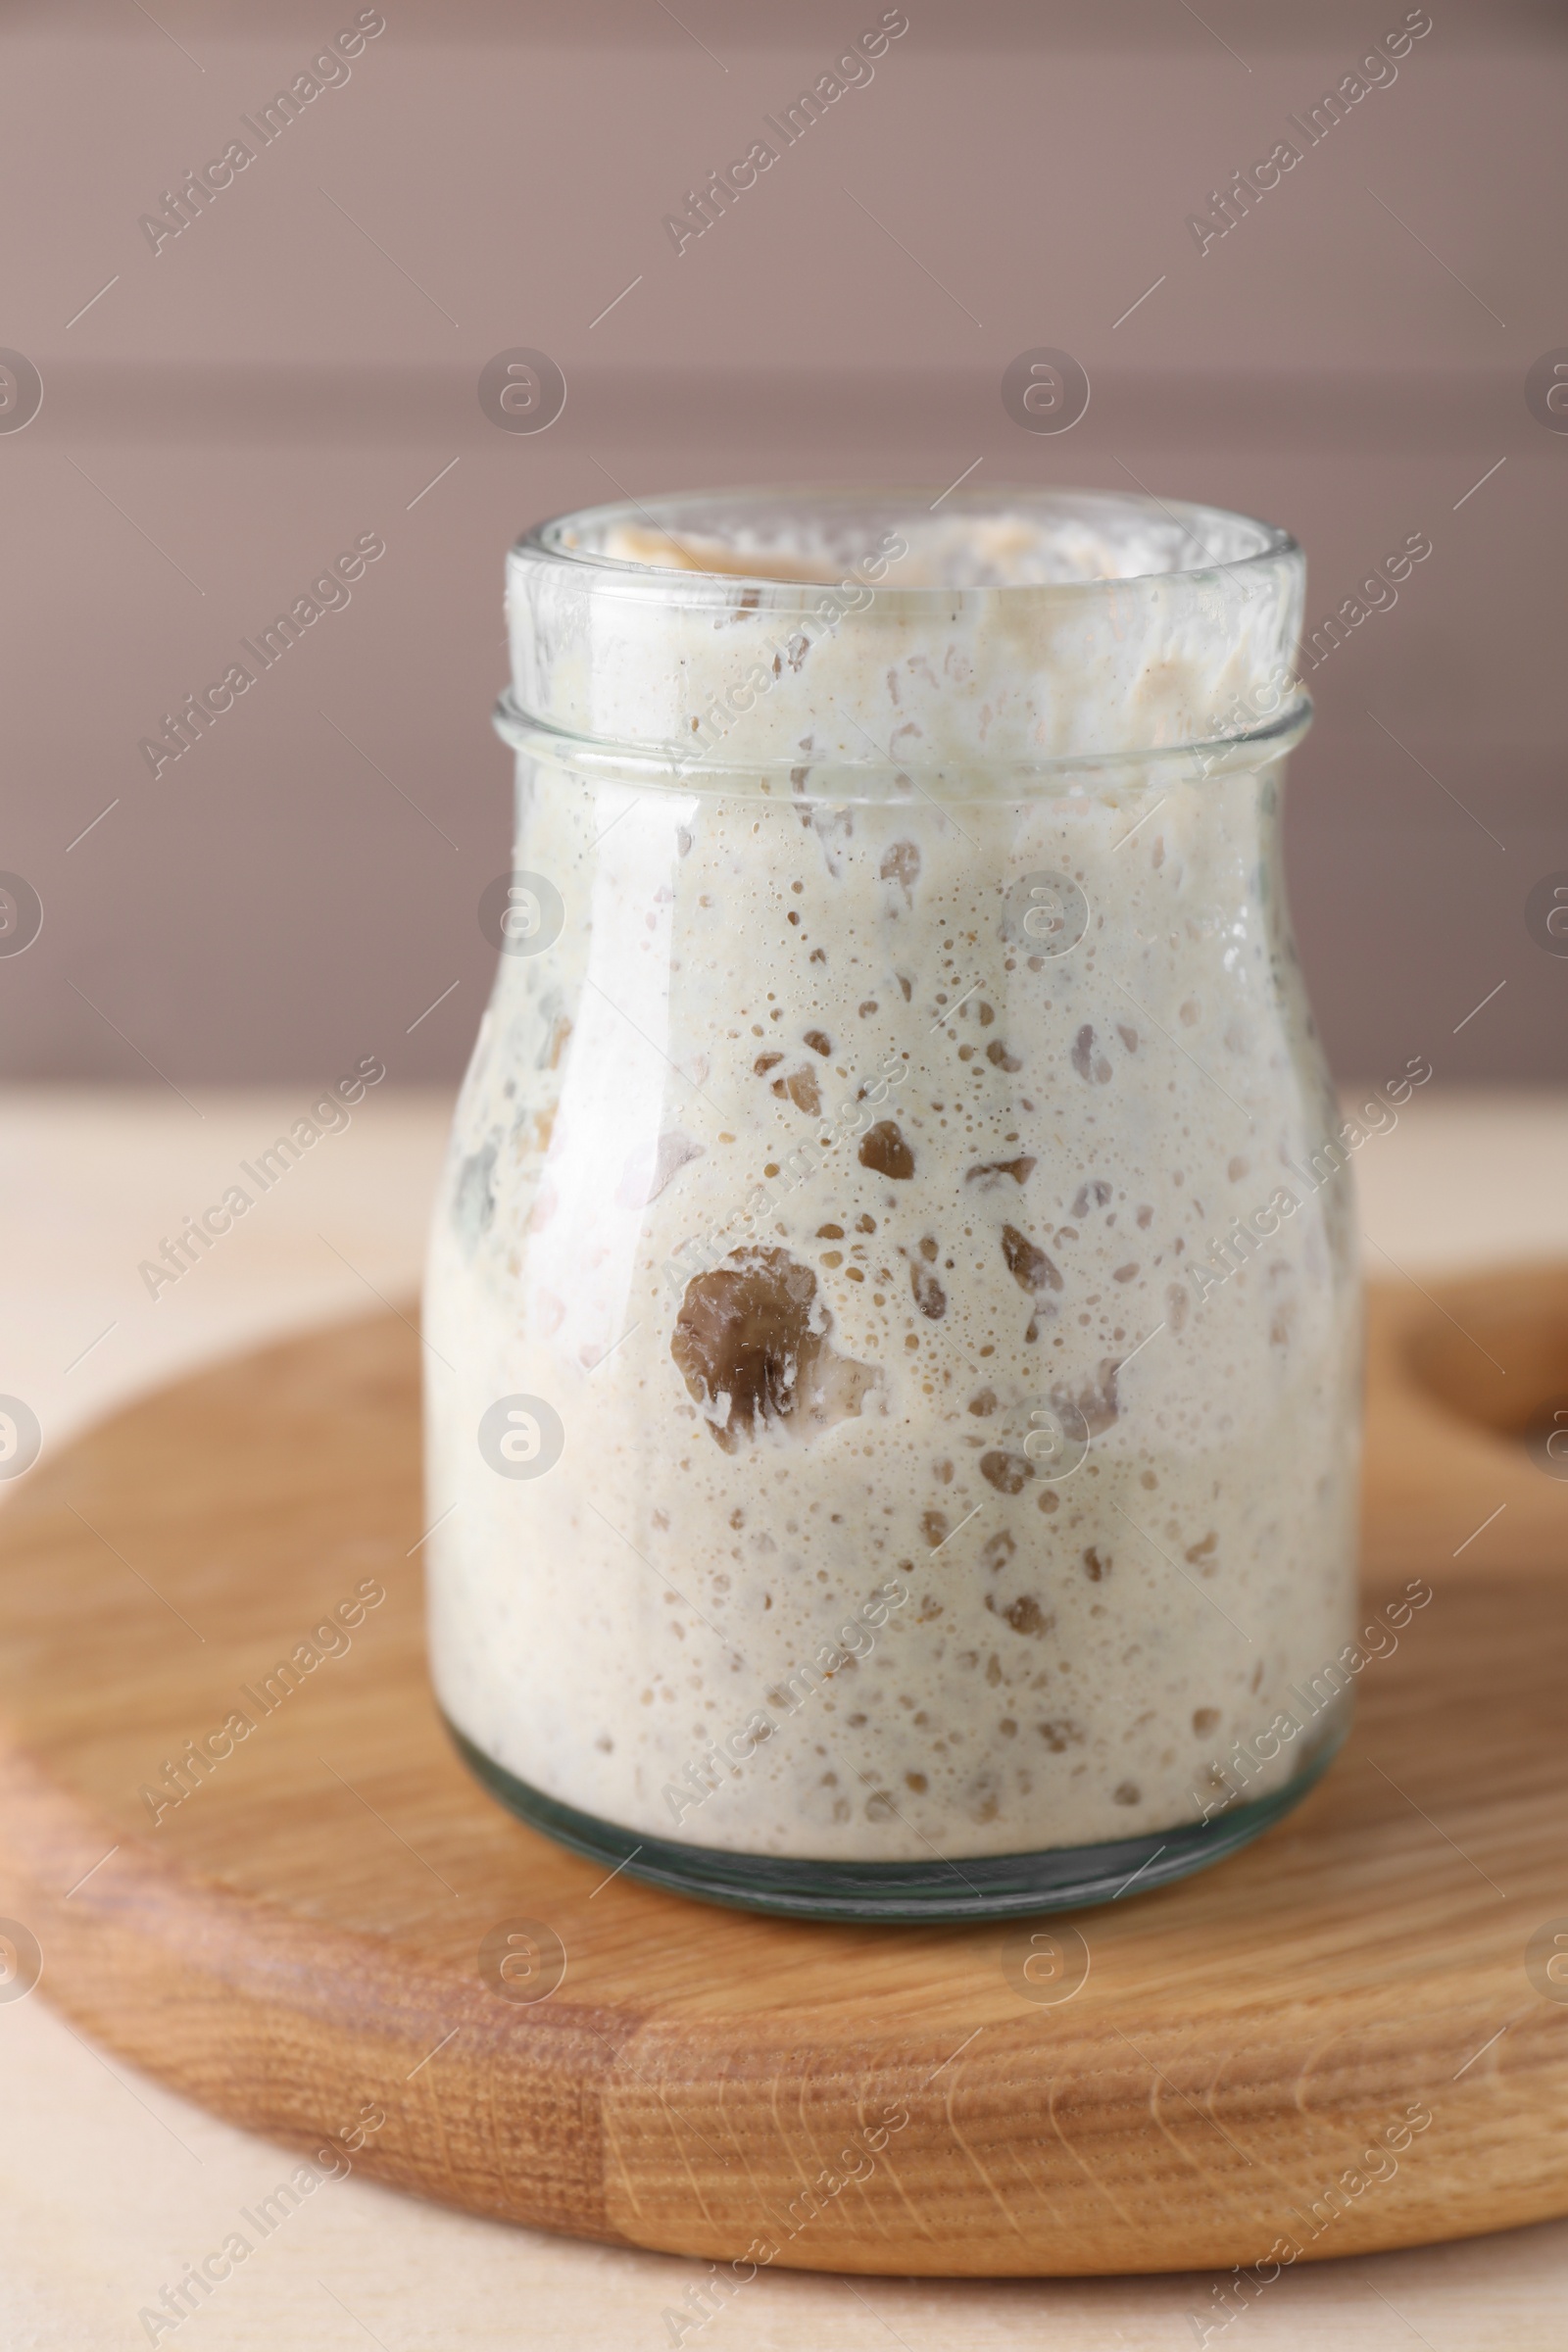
515,483 -> 1298,606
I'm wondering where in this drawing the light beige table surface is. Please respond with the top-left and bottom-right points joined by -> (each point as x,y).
3,1084 -> 1567,2352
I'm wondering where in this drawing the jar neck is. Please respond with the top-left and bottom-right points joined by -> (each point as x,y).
502,485 -> 1306,786
495,685 -> 1311,805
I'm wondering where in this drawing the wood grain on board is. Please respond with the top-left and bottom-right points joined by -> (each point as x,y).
0,1270 -> 1565,2277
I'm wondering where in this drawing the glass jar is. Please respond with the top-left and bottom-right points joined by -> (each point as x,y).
423,486 -> 1359,1922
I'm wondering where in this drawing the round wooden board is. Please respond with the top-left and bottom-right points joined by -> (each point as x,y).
2,1276 -> 1567,2278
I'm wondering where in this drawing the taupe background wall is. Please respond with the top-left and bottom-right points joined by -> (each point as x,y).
2,0 -> 1563,1086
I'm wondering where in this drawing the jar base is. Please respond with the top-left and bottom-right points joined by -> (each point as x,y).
443,1715 -> 1346,1922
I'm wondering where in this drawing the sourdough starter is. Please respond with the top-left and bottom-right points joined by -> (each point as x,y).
423,493 -> 1359,1860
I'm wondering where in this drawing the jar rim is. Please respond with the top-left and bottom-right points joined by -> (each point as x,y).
512,482 -> 1299,608
503,482 -> 1307,778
